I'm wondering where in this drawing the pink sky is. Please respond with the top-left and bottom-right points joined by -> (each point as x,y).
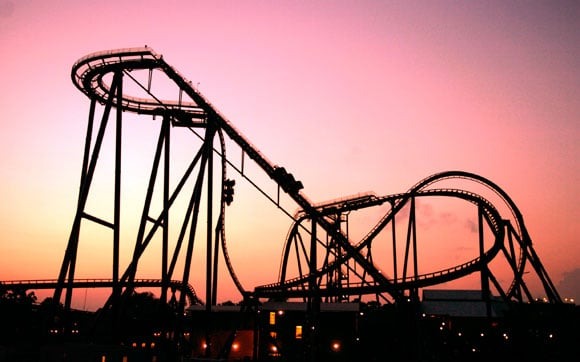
0,0 -> 578,310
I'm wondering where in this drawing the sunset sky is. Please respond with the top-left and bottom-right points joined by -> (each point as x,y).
0,0 -> 578,310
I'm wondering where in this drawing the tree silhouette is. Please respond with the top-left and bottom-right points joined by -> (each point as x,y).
0,289 -> 38,342
0,288 -> 37,305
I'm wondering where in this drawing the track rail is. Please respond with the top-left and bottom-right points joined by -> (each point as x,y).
69,47 -> 399,302
1,278 -> 201,305
56,47 -> 561,307
257,186 -> 504,298
260,170 -> 561,304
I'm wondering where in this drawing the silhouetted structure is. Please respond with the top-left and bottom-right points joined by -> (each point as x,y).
0,47 -> 575,361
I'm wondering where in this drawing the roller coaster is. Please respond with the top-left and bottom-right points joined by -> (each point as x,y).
3,48 -> 560,322
258,170 -> 561,305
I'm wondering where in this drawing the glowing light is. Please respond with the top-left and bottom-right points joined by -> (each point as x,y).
295,325 -> 303,339
268,344 -> 280,358
331,341 -> 341,352
232,342 -> 240,351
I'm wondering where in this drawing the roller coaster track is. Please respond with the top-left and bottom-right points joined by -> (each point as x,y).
1,279 -> 201,306
48,47 -> 561,314
256,186 -> 505,299
405,171 -> 560,301
259,170 -> 561,304
56,47 -> 251,309
57,47 -> 399,307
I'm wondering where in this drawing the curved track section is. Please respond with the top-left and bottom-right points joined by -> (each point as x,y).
404,171 -> 560,302
259,171 -> 561,304
258,186 -> 505,301
72,48 -> 205,117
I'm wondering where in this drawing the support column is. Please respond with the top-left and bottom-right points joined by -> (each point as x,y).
206,125 -> 214,309
55,72 -> 120,312
479,205 -> 491,317
307,220 -> 319,362
112,70 -> 124,340
161,116 -> 170,304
